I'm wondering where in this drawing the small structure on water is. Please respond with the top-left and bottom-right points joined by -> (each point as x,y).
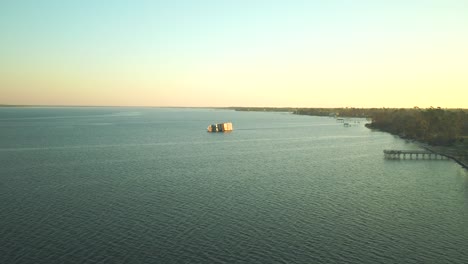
207,122 -> 233,132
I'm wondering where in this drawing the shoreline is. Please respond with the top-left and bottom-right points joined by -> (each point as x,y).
365,125 -> 468,170
418,144 -> 468,170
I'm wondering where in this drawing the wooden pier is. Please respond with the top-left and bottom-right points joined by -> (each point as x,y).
384,150 -> 448,160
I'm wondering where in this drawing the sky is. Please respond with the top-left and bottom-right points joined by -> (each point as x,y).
1,0 -> 467,108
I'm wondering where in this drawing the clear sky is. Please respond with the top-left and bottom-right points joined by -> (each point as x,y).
1,0 -> 467,108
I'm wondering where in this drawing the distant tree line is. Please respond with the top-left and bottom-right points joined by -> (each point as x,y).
295,107 -> 468,146
230,106 -> 468,146
228,107 -> 296,112
230,107 -> 376,116
294,107 -> 376,117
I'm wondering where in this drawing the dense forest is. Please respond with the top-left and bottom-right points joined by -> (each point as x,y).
365,107 -> 468,146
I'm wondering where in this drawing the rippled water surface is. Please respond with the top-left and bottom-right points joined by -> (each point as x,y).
1,107 -> 467,263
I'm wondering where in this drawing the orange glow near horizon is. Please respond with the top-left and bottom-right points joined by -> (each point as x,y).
1,1 -> 467,108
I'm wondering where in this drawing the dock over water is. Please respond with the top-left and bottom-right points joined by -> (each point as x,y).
384,150 -> 448,160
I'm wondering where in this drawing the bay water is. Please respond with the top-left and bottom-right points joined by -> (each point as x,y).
1,107 -> 467,263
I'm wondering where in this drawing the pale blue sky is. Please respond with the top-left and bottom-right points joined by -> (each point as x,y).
1,0 -> 467,107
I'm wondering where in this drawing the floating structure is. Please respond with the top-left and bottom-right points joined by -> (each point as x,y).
383,150 -> 448,160
207,122 -> 233,132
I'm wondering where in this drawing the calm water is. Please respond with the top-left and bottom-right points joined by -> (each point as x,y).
1,107 -> 467,264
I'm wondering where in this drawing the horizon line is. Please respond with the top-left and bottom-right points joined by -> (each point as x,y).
0,104 -> 466,110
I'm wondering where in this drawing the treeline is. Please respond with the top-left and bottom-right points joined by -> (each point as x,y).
295,107 -> 468,146
230,107 -> 378,116
228,107 -> 295,112
294,107 -> 376,117
231,106 -> 468,146
366,107 -> 468,146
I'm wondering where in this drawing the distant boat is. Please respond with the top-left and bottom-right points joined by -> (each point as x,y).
207,122 -> 233,132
